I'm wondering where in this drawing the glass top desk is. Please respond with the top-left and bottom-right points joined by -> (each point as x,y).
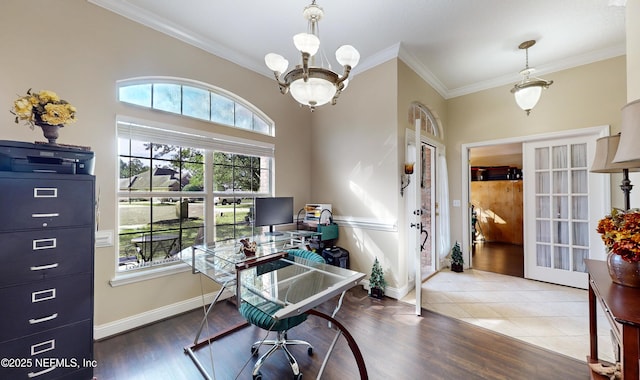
181,232 -> 367,379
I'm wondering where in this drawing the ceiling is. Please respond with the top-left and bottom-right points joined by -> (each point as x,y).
89,0 -> 627,99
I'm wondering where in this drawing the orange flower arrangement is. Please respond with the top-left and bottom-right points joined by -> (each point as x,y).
597,208 -> 640,263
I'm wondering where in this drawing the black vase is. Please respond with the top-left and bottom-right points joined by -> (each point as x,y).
451,263 -> 463,273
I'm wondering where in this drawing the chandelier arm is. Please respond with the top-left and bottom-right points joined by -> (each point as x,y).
271,72 -> 289,95
301,52 -> 311,81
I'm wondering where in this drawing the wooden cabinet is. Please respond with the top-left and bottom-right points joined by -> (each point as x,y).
0,171 -> 94,380
586,259 -> 640,379
470,180 -> 523,244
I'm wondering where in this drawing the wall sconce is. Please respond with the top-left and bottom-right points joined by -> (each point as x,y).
401,162 -> 414,196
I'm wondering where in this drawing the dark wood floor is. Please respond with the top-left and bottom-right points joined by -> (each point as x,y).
93,287 -> 590,380
472,241 -> 524,278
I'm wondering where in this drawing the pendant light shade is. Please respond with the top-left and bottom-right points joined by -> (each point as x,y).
511,40 -> 553,115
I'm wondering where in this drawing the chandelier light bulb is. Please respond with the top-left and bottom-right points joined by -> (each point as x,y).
264,53 -> 289,75
293,33 -> 320,56
336,45 -> 360,68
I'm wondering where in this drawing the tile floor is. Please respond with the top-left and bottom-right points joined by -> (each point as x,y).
402,269 -> 616,363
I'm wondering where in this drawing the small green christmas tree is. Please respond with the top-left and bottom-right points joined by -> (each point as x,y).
369,257 -> 386,298
450,241 -> 463,272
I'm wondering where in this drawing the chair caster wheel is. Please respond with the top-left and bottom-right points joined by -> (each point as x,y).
307,347 -> 313,355
253,372 -> 263,380
294,373 -> 302,380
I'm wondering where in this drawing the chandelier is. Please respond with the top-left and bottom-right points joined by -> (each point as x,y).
510,40 -> 553,115
264,1 -> 360,111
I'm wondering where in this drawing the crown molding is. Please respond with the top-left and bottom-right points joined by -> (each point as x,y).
88,0 -> 266,75
397,45 -> 449,99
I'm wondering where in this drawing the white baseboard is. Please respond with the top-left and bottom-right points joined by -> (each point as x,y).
94,290 -> 232,340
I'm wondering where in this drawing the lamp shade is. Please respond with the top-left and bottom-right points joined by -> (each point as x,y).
613,99 -> 640,164
590,135 -> 640,173
513,85 -> 542,113
289,77 -> 336,107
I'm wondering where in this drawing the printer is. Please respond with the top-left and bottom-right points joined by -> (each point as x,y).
0,140 -> 94,175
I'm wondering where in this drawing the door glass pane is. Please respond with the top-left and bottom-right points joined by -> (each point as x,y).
553,171 -> 568,193
536,244 -> 551,267
553,222 -> 568,244
536,172 -> 550,193
573,248 -> 588,273
554,246 -> 570,270
573,222 -> 589,247
535,147 -> 549,169
536,220 -> 550,242
553,196 -> 568,219
571,170 -> 587,193
536,196 -> 550,218
552,146 -> 568,169
571,143 -> 587,167
572,196 -> 588,220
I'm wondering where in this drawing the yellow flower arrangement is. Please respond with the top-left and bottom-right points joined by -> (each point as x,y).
11,89 -> 76,129
597,208 -> 640,262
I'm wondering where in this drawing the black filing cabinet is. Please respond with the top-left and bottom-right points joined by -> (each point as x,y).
0,171 -> 94,380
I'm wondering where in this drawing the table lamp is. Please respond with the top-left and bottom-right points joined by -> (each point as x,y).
591,100 -> 640,210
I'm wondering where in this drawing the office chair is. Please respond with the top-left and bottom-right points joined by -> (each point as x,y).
239,249 -> 325,380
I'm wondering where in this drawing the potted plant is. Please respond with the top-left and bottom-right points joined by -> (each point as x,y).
369,257 -> 386,299
450,241 -> 463,272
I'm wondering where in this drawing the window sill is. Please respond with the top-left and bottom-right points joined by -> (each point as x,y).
110,261 -> 191,287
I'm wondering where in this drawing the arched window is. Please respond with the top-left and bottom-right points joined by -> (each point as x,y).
114,77 -> 276,279
409,102 -> 442,138
118,77 -> 275,136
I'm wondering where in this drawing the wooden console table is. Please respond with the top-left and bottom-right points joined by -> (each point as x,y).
586,259 -> 640,379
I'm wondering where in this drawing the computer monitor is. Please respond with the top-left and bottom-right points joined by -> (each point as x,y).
254,197 -> 294,235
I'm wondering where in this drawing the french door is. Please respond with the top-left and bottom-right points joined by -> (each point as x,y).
523,133 -> 606,288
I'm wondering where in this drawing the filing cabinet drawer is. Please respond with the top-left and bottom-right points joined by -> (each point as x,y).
0,176 -> 94,231
0,320 -> 93,380
0,274 -> 92,342
0,227 -> 93,287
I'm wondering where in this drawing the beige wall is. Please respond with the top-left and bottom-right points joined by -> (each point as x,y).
446,56 -> 627,259
309,60 -> 403,286
0,1 -> 312,327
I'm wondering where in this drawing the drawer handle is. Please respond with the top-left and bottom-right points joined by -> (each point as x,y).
33,238 -> 57,250
29,313 -> 58,324
28,366 -> 56,378
30,263 -> 59,271
32,213 -> 59,218
33,188 -> 58,198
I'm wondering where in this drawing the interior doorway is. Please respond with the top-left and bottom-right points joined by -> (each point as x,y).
468,143 -> 524,277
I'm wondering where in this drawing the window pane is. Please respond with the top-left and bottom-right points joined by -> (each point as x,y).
153,84 -> 182,114
119,84 -> 152,107
130,139 -> 152,158
253,115 -> 269,135
119,158 -> 150,191
183,86 -> 210,120
235,103 -> 252,130
211,93 -> 234,125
